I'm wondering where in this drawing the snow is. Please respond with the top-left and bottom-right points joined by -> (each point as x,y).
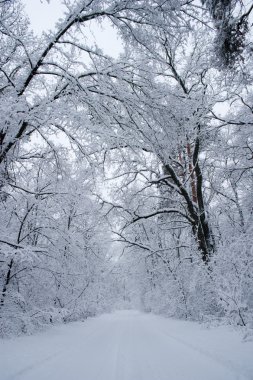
0,310 -> 252,380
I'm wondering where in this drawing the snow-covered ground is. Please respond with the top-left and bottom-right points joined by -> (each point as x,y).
0,310 -> 252,380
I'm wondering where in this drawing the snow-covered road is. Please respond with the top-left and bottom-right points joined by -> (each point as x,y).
1,310 -> 253,380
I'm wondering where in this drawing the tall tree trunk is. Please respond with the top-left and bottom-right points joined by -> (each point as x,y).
0,259 -> 13,309
163,130 -> 215,262
192,127 -> 215,261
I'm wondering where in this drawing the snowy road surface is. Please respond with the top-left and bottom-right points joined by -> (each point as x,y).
0,310 -> 253,380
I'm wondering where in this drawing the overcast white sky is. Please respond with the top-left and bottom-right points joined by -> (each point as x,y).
24,0 -> 65,33
24,0 -> 123,57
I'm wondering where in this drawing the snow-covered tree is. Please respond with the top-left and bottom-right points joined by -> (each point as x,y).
0,0 -> 253,335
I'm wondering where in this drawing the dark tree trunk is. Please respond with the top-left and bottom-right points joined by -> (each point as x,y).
0,259 -> 13,308
162,129 -> 215,262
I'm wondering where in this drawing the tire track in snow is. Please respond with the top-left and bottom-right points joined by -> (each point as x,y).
6,351 -> 63,380
153,324 -> 253,380
5,320 -> 109,380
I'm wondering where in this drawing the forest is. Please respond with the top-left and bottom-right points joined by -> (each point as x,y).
0,0 -> 253,337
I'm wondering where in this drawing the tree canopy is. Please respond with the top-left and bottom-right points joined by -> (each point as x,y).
0,0 -> 252,336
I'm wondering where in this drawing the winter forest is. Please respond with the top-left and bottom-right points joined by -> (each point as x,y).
0,0 -> 253,339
